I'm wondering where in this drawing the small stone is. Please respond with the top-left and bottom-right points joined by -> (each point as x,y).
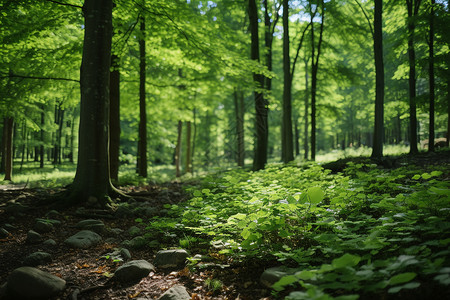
120,248 -> 132,261
122,236 -> 147,250
64,230 -> 101,249
128,226 -> 141,236
158,285 -> 190,300
45,210 -> 61,218
26,230 -> 43,244
34,220 -> 54,233
75,219 -> 105,233
115,204 -> 133,217
0,228 -> 9,238
3,224 -> 16,231
154,249 -> 189,269
5,203 -> 29,214
6,266 -> 66,299
260,266 -> 298,288
113,260 -> 155,284
23,251 -> 52,267
44,239 -> 57,246
109,228 -> 124,235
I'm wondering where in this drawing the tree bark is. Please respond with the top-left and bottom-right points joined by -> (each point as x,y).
40,106 -> 45,168
3,117 -> 14,181
175,120 -> 182,177
310,0 -> 325,161
282,0 -> 294,163
304,58 -> 309,160
185,121 -> 192,173
110,54 -> 120,182
406,0 -> 421,154
371,0 -> 385,159
137,16 -> 148,177
66,0 -> 115,207
428,0 -> 435,152
249,0 -> 268,170
234,88 -> 245,167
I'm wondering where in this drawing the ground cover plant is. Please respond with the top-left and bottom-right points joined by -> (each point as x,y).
144,156 -> 450,299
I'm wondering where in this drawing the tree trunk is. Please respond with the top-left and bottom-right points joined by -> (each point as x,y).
447,78 -> 450,147
40,106 -> 45,168
175,120 -> 182,177
406,0 -> 421,154
110,54 -> 120,182
3,117 -> 14,181
20,122 -> 26,172
66,0 -> 115,207
282,0 -> 294,163
234,88 -> 245,167
0,119 -> 5,173
137,16 -> 147,177
185,121 -> 192,173
428,0 -> 435,152
249,0 -> 267,171
371,0 -> 385,159
310,0 -> 325,161
304,58 -> 309,160
294,118 -> 300,156
192,109 -> 197,174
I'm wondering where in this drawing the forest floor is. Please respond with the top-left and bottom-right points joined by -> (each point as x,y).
0,150 -> 449,300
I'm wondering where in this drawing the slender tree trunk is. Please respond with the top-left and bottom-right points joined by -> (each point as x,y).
137,16 -> 147,177
0,119 -> 5,173
234,88 -> 245,167
175,121 -> 182,177
428,0 -> 435,152
185,121 -> 192,173
447,78 -> 450,147
20,122 -> 26,171
282,0 -> 294,163
304,59 -> 309,160
294,118 -> 300,156
371,0 -> 385,158
406,0 -> 421,154
3,117 -> 14,181
192,108 -> 197,174
110,54 -> 120,182
310,0 -> 325,161
249,0 -> 267,171
67,0 -> 116,207
40,106 -> 45,168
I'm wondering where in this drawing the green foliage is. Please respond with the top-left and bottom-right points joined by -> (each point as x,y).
145,161 -> 450,298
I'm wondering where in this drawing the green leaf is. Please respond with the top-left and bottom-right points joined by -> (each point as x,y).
421,173 -> 432,180
273,275 -> 298,291
308,187 -> 324,204
193,190 -> 202,197
388,282 -> 420,293
388,272 -> 417,285
332,253 -> 361,269
412,174 -> 421,180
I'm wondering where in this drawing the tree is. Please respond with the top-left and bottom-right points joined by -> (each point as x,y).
66,0 -> 117,207
109,54 -> 120,182
310,0 -> 325,161
282,0 -> 294,163
249,0 -> 268,170
406,0 -> 422,154
371,0 -> 385,159
137,14 -> 148,178
427,0 -> 435,152
3,117 -> 14,181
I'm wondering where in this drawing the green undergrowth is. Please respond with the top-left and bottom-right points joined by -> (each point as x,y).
144,161 -> 450,299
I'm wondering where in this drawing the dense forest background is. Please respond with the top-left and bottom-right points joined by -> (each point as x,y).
0,0 -> 449,181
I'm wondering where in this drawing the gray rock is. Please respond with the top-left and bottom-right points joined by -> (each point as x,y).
26,230 -> 43,244
3,224 -> 16,231
36,218 -> 61,226
44,239 -> 57,246
109,228 -> 124,235
75,219 -> 105,233
34,220 -> 54,233
6,266 -> 66,299
115,204 -> 133,217
148,240 -> 160,248
120,248 -> 132,261
113,260 -> 155,284
260,266 -> 298,288
0,228 -> 9,238
23,252 -> 52,267
64,230 -> 101,249
5,203 -> 29,214
128,225 -> 141,236
158,285 -> 190,300
122,236 -> 147,250
154,249 -> 189,269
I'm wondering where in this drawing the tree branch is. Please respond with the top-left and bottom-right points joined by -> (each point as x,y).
291,22 -> 311,80
352,0 -> 374,39
43,0 -> 83,9
0,72 -> 80,83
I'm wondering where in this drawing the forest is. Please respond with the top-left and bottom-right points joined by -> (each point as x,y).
0,0 -> 449,299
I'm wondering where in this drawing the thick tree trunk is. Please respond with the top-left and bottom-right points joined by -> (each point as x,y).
175,121 -> 182,177
3,117 -> 14,181
371,0 -> 385,159
67,0 -> 115,207
249,0 -> 268,170
282,0 -> 294,163
110,54 -> 120,182
137,16 -> 148,178
428,0 -> 435,152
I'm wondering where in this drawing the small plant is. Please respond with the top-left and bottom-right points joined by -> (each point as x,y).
204,278 -> 223,293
